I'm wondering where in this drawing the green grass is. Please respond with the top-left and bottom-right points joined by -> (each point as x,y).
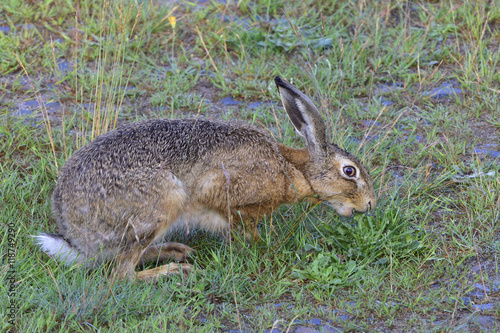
1,0 -> 500,331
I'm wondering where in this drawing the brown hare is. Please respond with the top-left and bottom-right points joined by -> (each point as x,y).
35,76 -> 376,281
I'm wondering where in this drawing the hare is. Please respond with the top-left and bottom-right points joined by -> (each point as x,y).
35,76 -> 376,281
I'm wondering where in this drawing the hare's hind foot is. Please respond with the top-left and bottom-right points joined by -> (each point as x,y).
136,262 -> 192,281
136,243 -> 194,281
108,243 -> 194,282
139,242 -> 194,265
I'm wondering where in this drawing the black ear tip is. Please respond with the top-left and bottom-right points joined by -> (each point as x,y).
274,76 -> 283,85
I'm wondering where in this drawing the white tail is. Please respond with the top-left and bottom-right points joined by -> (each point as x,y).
33,233 -> 82,265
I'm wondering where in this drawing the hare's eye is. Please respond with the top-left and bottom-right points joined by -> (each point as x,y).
343,166 -> 356,178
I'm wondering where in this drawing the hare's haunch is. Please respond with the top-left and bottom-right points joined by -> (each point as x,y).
35,77 -> 376,281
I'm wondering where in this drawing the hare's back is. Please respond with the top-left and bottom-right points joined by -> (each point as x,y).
59,118 -> 276,177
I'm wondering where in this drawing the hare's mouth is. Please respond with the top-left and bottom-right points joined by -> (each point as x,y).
324,195 -> 374,217
324,201 -> 356,217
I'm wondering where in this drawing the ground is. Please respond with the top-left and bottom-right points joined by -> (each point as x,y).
0,0 -> 499,332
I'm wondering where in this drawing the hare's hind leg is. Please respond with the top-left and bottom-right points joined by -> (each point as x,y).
138,242 -> 194,265
111,170 -> 190,281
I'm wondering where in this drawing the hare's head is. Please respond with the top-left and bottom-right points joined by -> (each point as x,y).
275,76 -> 376,217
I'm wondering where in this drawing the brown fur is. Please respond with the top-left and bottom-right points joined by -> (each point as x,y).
35,77 -> 376,281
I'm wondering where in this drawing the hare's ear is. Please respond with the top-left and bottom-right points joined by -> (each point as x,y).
274,76 -> 327,162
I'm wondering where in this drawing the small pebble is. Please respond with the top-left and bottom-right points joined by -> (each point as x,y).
19,24 -> 35,30
309,318 -> 321,325
473,148 -> 500,158
414,135 -> 425,142
263,329 -> 280,333
363,120 -> 381,127
472,303 -> 495,311
374,82 -> 404,95
57,60 -> 77,73
460,297 -> 472,305
423,82 -> 463,99
380,97 -> 394,106
341,301 -> 358,308
220,96 -> 242,106
468,289 -> 487,298
23,100 -> 40,107
46,102 -> 61,110
364,135 -> 379,142
16,109 -> 33,117
248,101 -> 265,109
248,101 -> 276,109
444,297 -> 471,306
294,327 -> 318,333
330,315 -> 351,323
472,315 -> 496,328
473,283 -> 491,293
470,261 -> 491,273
